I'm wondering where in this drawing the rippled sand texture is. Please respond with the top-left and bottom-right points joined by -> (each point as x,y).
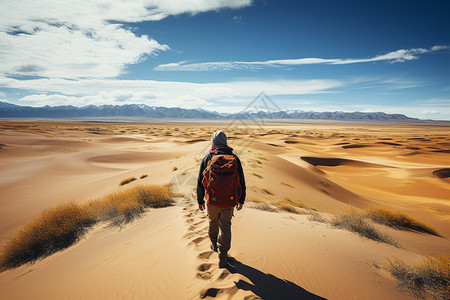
0,120 -> 449,299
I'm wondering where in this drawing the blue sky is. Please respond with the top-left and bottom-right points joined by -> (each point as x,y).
0,0 -> 449,119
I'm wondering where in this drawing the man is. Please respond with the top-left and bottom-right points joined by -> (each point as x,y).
197,130 -> 246,268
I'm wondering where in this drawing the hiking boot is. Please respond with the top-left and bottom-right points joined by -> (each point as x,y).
210,242 -> 218,252
218,255 -> 228,268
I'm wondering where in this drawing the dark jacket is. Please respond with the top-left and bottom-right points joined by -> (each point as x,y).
197,146 -> 246,205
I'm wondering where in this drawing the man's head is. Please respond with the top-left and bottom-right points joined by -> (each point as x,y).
211,130 -> 227,146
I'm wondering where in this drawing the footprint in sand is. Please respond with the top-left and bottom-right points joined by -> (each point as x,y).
183,232 -> 197,239
198,251 -> 214,260
197,263 -> 213,271
188,236 -> 207,247
196,272 -> 213,280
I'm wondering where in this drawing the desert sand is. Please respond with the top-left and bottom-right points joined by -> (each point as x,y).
0,120 -> 449,299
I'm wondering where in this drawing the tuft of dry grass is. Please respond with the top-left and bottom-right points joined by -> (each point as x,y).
87,185 -> 173,225
262,188 -> 274,195
252,172 -> 263,179
332,210 -> 398,247
388,255 -> 449,299
0,202 -> 93,270
276,201 -> 298,214
140,174 -> 148,179
276,198 -> 316,214
0,185 -> 173,271
283,197 -> 316,211
172,166 -> 178,171
280,182 -> 294,188
308,211 -> 328,223
366,208 -> 441,236
252,202 -> 278,212
248,197 -> 278,212
120,177 -> 137,186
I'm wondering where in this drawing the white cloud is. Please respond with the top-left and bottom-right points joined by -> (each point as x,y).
0,0 -> 252,79
423,98 -> 450,106
154,46 -> 449,71
3,76 -> 449,119
2,76 -> 342,111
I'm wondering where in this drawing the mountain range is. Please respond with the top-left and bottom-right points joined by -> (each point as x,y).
0,101 -> 416,121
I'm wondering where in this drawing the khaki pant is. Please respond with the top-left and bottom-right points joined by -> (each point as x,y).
207,204 -> 234,257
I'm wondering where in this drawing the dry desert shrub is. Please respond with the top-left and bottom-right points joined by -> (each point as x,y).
276,201 -> 298,214
308,211 -> 328,223
332,210 -> 398,247
140,174 -> 148,179
120,177 -> 137,186
366,208 -> 441,236
253,202 -> 278,212
0,202 -> 93,270
248,197 -> 278,212
0,185 -> 173,271
276,198 -> 316,214
389,255 -> 449,299
87,185 -> 173,225
282,197 -> 316,211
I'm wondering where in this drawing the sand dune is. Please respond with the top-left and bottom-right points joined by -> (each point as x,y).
300,156 -> 390,168
0,121 -> 449,299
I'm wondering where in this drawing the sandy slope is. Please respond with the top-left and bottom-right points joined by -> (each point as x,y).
0,121 -> 449,299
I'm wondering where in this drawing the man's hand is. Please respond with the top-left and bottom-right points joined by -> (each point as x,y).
199,204 -> 205,211
236,202 -> 243,211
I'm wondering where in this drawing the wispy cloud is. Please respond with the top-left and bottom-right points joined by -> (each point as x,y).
154,46 -> 449,71
0,0 -> 252,79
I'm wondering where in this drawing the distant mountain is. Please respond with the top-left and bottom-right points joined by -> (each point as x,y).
0,101 -> 416,121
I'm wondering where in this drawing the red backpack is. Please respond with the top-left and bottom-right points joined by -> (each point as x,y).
202,154 -> 241,207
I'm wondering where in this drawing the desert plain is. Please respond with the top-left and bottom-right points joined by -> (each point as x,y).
0,120 -> 449,299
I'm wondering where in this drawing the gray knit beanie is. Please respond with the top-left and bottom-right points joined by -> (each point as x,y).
211,130 -> 227,146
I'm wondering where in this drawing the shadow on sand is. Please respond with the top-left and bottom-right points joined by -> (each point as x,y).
226,257 -> 326,300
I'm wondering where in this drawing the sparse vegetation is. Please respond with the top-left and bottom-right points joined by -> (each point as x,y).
308,211 -> 328,223
256,155 -> 268,161
140,174 -> 148,179
172,166 -> 178,171
281,197 -> 316,211
120,177 -> 137,186
332,210 -> 398,247
262,188 -> 274,195
247,197 -> 278,212
366,208 -> 441,236
252,172 -> 263,179
276,201 -> 298,214
281,182 -> 294,188
0,185 -> 173,271
0,202 -> 93,270
317,188 -> 329,195
388,255 -> 449,299
252,201 -> 278,212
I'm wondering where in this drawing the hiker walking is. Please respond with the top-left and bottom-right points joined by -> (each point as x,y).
197,130 -> 246,268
